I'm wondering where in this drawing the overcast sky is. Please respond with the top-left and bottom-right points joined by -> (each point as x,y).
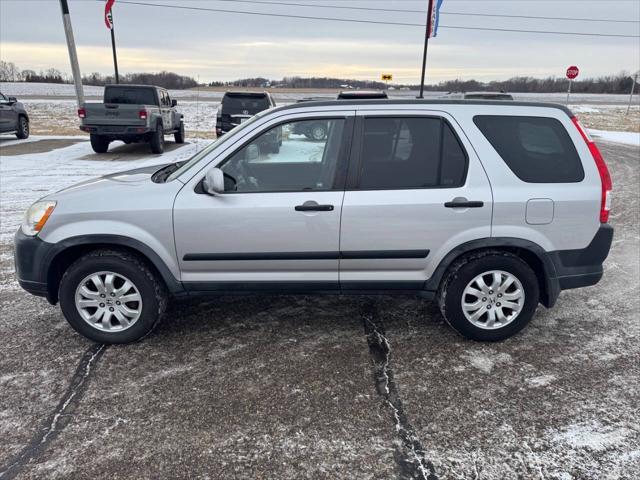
1,0 -> 639,83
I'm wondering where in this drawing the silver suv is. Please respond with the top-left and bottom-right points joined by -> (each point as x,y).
15,99 -> 613,344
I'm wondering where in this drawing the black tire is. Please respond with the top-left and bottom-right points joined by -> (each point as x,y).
150,123 -> 164,154
437,251 -> 539,341
174,121 -> 185,144
16,116 -> 29,139
59,250 -> 167,344
90,134 -> 109,153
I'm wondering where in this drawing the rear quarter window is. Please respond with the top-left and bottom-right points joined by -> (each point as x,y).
473,115 -> 584,183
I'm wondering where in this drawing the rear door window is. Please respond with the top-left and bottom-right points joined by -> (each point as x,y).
473,115 -> 584,182
357,117 -> 468,189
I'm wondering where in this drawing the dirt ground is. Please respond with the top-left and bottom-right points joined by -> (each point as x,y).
0,139 -> 638,479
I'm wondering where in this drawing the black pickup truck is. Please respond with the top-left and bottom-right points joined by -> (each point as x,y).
79,85 -> 185,154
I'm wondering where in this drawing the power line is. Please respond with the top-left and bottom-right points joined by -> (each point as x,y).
210,0 -> 640,24
115,0 -> 640,38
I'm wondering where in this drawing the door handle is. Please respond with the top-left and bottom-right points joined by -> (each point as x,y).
444,199 -> 484,208
295,203 -> 334,212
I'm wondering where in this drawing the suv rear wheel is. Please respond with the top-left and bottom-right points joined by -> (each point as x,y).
438,251 -> 539,341
305,122 -> 327,141
16,116 -> 29,139
59,250 -> 167,344
90,134 -> 109,153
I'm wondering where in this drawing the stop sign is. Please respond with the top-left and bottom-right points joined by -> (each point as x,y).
566,66 -> 579,80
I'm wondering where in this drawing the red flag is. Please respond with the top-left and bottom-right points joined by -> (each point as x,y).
105,0 -> 115,29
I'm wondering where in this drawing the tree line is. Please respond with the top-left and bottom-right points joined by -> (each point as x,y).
0,61 -> 197,89
217,73 -> 637,94
419,74 -> 637,94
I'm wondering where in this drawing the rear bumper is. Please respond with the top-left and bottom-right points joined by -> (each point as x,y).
80,125 -> 151,136
549,224 -> 613,296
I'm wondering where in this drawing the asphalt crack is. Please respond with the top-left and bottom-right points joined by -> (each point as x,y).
0,343 -> 107,479
363,301 -> 438,480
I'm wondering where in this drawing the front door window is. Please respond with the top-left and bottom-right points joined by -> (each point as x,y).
220,119 -> 346,193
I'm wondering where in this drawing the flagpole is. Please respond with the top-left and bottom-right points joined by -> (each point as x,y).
418,0 -> 434,99
59,0 -> 85,107
108,8 -> 120,84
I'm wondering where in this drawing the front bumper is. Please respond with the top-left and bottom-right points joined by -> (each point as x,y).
14,229 -> 55,300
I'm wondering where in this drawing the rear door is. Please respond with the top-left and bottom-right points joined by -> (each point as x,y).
173,111 -> 354,289
339,109 -> 493,289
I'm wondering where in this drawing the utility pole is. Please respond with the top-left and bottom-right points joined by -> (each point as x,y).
627,72 -> 638,115
418,0 -> 434,99
59,0 -> 84,106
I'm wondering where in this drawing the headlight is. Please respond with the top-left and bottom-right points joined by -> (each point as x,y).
21,201 -> 56,236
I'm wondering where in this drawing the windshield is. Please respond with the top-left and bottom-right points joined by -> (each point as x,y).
104,87 -> 157,105
166,111 -> 266,182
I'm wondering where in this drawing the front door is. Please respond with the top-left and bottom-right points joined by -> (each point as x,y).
339,110 -> 493,289
173,114 -> 353,290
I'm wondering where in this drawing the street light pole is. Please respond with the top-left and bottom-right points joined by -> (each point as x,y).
59,0 -> 84,107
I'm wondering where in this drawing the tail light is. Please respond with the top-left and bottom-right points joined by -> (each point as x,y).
571,116 -> 612,223
77,108 -> 86,118
139,110 -> 148,120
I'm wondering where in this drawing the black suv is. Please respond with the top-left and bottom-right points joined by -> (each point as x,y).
216,91 -> 276,136
0,92 -> 30,139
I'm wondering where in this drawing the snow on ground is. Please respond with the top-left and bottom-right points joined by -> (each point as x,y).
0,137 -> 209,243
589,128 -> 640,147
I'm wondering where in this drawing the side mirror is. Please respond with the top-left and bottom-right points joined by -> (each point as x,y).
202,167 -> 225,195
171,99 -> 177,107
8,96 -> 17,104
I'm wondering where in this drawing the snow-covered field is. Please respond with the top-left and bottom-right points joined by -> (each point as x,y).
2,81 -> 639,106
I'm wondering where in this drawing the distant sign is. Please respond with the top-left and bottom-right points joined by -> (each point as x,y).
566,66 -> 580,80
381,74 -> 393,81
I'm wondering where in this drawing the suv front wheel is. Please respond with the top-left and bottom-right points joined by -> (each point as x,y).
16,116 -> 29,139
438,251 -> 539,341
59,250 -> 167,344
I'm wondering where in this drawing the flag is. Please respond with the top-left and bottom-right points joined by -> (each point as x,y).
105,0 -> 115,29
428,0 -> 444,38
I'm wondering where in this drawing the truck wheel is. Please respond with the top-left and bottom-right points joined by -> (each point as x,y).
437,251 -> 539,341
150,123 -> 164,154
58,249 -> 167,344
174,122 -> 185,144
90,134 -> 109,153
15,116 -> 29,139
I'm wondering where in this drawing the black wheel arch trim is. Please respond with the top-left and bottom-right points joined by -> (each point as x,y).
42,234 -> 184,301
425,237 -> 561,308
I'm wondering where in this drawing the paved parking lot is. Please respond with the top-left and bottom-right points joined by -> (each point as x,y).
0,141 -> 638,479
